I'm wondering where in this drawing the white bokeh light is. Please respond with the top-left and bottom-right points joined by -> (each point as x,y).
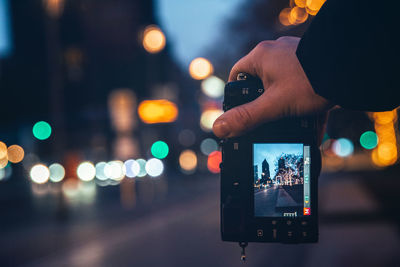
77,162 -> 96,182
145,158 -> 164,177
201,76 -> 225,98
49,163 -> 65,182
30,164 -> 50,184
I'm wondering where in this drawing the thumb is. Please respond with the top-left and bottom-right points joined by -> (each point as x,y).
212,92 -> 281,138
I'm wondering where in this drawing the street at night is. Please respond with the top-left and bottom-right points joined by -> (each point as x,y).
1,0 -> 399,266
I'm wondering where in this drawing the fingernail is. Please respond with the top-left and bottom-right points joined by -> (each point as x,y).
213,120 -> 230,137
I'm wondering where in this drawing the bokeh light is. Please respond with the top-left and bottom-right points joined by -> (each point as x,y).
30,164 -> 50,184
142,25 -> 166,54
135,159 -> 147,177
151,141 -> 169,159
0,141 -> 7,159
0,155 -> 7,169
145,158 -> 164,177
360,131 -> 378,150
49,163 -> 65,182
376,143 -> 398,166
0,164 -> 12,181
207,151 -> 222,173
289,7 -> 308,25
104,160 -> 126,181
294,0 -> 307,8
32,121 -> 52,140
200,138 -> 218,156
179,150 -> 197,173
138,99 -> 178,124
77,161 -> 96,182
178,129 -> 196,147
95,162 -> 108,181
201,76 -> 225,98
189,57 -> 213,80
279,8 -> 292,26
7,145 -> 24,163
306,0 -> 326,11
124,159 -> 140,178
200,108 -> 223,132
332,138 -> 354,157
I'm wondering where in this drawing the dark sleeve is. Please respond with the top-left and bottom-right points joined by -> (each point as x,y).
296,0 -> 399,111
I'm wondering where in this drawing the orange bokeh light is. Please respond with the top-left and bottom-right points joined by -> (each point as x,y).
279,8 -> 292,26
142,25 -> 166,54
306,0 -> 326,11
138,99 -> 178,124
7,145 -> 25,164
289,7 -> 308,25
189,58 -> 213,80
207,151 -> 222,174
295,0 -> 307,8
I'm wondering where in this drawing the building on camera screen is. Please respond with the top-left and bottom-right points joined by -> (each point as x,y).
253,143 -> 311,217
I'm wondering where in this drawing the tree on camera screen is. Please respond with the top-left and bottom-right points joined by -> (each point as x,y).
253,143 -> 311,217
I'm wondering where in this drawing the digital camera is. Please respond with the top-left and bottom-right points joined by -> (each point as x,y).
220,73 -> 321,254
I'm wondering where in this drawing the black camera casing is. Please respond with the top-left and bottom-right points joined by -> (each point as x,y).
220,73 -> 321,244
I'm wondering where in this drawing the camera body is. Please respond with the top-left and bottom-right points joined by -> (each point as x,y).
220,73 -> 321,244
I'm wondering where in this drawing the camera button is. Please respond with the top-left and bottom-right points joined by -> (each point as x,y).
257,229 -> 263,237
302,231 -> 308,238
301,221 -> 308,226
271,220 -> 277,225
233,143 -> 239,150
286,220 -> 292,226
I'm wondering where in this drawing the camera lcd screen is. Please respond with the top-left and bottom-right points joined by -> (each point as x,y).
253,143 -> 311,218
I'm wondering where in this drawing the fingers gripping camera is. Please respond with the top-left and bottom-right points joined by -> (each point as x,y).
220,73 -> 321,251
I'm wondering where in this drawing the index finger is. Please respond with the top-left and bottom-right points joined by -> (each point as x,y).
228,53 -> 259,82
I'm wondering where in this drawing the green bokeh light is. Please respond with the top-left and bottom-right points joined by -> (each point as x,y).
33,121 -> 52,140
360,131 -> 378,150
151,141 -> 169,159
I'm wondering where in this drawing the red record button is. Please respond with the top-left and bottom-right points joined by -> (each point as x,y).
303,207 -> 311,216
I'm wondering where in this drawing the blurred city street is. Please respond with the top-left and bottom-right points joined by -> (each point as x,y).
1,0 -> 400,266
1,166 -> 400,267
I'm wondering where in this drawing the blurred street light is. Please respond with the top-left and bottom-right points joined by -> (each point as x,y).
32,121 -> 52,140
145,158 -> 164,177
207,151 -> 222,173
138,99 -> 178,124
7,145 -> 24,163
179,150 -> 197,174
142,25 -> 166,54
201,76 -> 225,98
189,57 -> 213,80
200,108 -> 223,132
151,141 -> 169,159
332,138 -> 354,157
77,162 -> 96,182
49,163 -> 65,182
30,164 -> 50,184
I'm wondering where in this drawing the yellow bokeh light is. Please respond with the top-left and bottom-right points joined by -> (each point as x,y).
306,0 -> 326,11
289,7 -> 308,25
138,99 -> 178,124
179,150 -> 197,172
142,25 -> 166,54
279,8 -> 292,26
305,7 -> 318,16
189,57 -> 213,80
7,145 -> 24,164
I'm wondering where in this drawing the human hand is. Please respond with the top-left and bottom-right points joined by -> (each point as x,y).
212,36 -> 333,142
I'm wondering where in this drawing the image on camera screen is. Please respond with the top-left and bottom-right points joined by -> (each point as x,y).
253,143 -> 311,218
